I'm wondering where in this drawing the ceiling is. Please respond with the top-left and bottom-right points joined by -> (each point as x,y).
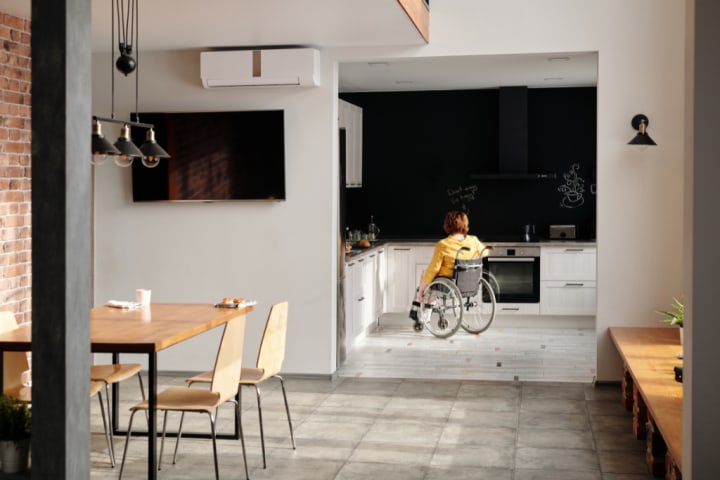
1,1 -> 597,92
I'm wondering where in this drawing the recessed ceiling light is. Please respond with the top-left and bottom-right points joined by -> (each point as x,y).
395,80 -> 414,84
543,77 -> 564,81
548,56 -> 570,62
368,62 -> 389,67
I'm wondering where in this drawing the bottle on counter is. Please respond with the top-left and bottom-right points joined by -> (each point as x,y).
368,215 -> 380,241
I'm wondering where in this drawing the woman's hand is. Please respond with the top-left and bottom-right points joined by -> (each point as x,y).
417,282 -> 427,302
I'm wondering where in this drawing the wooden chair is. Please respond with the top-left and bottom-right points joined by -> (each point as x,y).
90,362 -> 146,465
118,314 -> 249,480
0,312 -> 115,466
187,301 -> 295,468
1,311 -> 31,403
90,381 -> 115,466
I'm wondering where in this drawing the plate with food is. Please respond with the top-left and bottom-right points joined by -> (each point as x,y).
214,297 -> 258,308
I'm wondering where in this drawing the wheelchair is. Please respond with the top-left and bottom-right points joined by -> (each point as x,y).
412,247 -> 497,338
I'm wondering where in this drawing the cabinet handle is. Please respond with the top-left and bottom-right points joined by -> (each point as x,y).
393,248 -> 411,251
369,254 -> 376,258
564,283 -> 585,287
358,297 -> 365,302
358,258 -> 365,262
501,307 -> 520,311
378,250 -> 384,255
348,262 -> 355,267
564,248 -> 585,252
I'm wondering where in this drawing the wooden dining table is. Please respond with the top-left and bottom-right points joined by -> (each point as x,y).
0,302 -> 253,480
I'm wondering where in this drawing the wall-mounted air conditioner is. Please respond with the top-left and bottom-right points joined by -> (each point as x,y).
200,48 -> 320,88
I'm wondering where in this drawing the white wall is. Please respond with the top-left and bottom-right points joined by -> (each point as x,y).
92,0 -> 686,380
92,50 -> 339,373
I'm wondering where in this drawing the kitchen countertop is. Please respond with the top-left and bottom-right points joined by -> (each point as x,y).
344,238 -> 596,261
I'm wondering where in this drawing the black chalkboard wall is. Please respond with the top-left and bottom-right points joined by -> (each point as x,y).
341,87 -> 596,241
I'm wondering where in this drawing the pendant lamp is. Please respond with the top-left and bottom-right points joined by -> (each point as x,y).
90,0 -> 170,167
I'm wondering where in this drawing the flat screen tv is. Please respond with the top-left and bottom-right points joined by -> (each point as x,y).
131,110 -> 285,201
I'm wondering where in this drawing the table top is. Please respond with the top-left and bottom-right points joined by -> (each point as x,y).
608,326 -> 683,468
0,303 -> 253,354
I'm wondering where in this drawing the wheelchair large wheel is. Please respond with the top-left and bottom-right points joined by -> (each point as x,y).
418,277 -> 464,338
461,277 -> 497,334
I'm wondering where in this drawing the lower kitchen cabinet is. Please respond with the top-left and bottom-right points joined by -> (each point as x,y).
540,246 -> 597,315
344,249 -> 385,350
541,280 -> 597,315
385,245 -> 434,313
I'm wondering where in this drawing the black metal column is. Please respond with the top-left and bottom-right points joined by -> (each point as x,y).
30,0 -> 92,478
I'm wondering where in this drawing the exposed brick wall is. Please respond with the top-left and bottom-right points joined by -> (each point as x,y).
0,12 -> 31,324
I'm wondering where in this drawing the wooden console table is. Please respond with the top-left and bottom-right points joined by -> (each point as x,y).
609,327 -> 683,479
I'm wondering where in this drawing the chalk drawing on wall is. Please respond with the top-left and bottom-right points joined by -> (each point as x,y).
447,184 -> 478,213
558,163 -> 585,209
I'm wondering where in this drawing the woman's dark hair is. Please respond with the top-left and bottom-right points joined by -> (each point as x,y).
443,211 -> 469,235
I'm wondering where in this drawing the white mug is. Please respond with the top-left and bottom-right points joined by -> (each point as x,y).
135,288 -> 152,305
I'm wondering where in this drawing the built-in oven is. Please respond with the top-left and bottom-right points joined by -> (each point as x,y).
482,246 -> 540,303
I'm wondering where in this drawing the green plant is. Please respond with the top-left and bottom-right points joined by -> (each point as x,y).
657,297 -> 684,328
0,395 -> 31,442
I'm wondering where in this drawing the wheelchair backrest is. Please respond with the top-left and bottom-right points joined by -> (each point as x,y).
454,258 -> 483,297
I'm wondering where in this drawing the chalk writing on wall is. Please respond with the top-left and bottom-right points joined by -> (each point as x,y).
447,184 -> 479,213
558,163 -> 585,209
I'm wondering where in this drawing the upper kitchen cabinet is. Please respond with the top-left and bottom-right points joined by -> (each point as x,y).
339,99 -> 363,188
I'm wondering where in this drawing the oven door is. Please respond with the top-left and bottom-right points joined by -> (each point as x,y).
482,256 -> 540,303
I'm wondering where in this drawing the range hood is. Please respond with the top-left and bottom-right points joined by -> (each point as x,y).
471,86 -> 556,180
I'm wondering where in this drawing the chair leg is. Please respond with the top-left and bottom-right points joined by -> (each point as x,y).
158,410 -> 169,471
172,411 -> 186,465
276,375 -> 296,449
232,399 -> 250,480
254,384 -> 266,469
118,410 -> 138,480
136,372 -> 149,424
102,382 -> 116,464
96,391 -> 115,467
208,411 -> 220,480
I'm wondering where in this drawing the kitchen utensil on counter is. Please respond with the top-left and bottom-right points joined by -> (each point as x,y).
368,215 -> 380,241
549,224 -> 576,240
522,224 -> 536,242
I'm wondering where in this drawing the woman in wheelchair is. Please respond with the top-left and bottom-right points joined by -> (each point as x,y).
417,210 -> 488,301
412,210 -> 496,338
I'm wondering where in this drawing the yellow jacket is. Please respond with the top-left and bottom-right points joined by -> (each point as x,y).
421,235 -> 488,285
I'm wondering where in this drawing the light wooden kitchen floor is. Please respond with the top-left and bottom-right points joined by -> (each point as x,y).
337,314 -> 597,383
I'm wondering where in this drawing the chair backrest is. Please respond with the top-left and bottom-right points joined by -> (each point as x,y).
0,311 -> 30,397
209,315 -> 247,402
454,258 -> 483,297
255,301 -> 289,378
0,311 -> 18,334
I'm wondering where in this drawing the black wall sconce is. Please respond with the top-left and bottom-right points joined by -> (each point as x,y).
628,114 -> 657,146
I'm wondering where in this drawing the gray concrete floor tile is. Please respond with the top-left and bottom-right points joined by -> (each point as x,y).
432,444 -> 514,469
89,375 -> 651,479
425,465 -> 514,480
517,427 -> 595,449
515,446 -> 600,472
335,461 -> 427,480
514,468 -> 602,480
519,411 -> 590,430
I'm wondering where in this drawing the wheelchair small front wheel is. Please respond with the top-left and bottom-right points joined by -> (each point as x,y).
418,277 -> 464,338
461,277 -> 496,334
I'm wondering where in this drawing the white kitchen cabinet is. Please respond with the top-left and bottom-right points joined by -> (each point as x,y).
385,246 -> 413,312
338,99 -> 363,187
373,248 -> 386,321
541,246 -> 596,280
344,251 -> 384,350
385,245 -> 434,313
540,246 -> 597,315
357,255 -> 375,333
